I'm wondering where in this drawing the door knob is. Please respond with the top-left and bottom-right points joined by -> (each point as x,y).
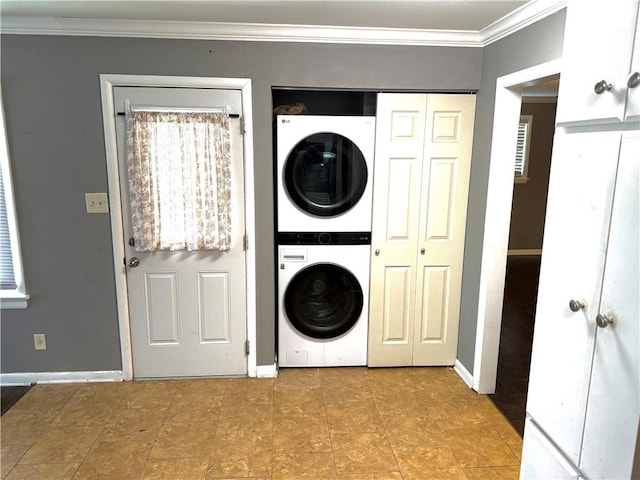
595,313 -> 614,328
569,299 -> 586,312
594,80 -> 613,94
374,249 -> 380,256
627,71 -> 640,89
420,248 -> 425,255
128,237 -> 135,247
127,257 -> 140,268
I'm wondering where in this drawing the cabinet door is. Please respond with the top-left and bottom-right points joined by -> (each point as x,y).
368,93 -> 427,366
521,418 -> 581,480
625,14 -> 640,122
556,0 -> 639,125
580,132 -> 640,480
412,94 -> 475,365
526,132 -> 621,464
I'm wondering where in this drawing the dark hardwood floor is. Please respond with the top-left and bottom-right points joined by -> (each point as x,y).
489,255 -> 541,436
1,385 -> 32,416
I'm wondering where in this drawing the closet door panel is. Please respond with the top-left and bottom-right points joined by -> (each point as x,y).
369,93 -> 427,366
413,94 -> 475,365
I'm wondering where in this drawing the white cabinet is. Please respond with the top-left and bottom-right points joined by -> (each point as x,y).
525,131 -> 619,465
556,0 -> 640,125
523,130 -> 640,479
367,93 -> 475,367
523,2 -> 640,477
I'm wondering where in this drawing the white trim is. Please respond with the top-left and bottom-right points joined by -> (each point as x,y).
255,364 -> 278,378
507,249 -> 543,256
473,59 -> 562,394
99,74 -> 257,380
481,0 -> 567,46
0,1 -> 566,47
453,359 -> 474,389
0,370 -> 124,386
0,83 -> 28,307
0,295 -> 29,309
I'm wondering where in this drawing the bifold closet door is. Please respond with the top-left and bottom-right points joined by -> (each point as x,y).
368,93 -> 475,367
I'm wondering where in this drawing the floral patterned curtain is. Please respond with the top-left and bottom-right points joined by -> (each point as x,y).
126,110 -> 231,252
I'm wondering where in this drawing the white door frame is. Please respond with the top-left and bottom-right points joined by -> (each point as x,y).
472,59 -> 561,393
99,74 -> 257,380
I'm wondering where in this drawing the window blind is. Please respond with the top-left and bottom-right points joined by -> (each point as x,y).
0,165 -> 17,290
515,120 -> 529,177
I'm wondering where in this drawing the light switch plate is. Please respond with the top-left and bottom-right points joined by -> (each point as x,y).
85,192 -> 109,214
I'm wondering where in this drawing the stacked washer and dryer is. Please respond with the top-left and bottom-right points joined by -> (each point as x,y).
276,115 -> 376,367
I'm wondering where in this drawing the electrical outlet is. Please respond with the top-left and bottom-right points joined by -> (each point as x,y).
85,192 -> 109,214
33,333 -> 47,350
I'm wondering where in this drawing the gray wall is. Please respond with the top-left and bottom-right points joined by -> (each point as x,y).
457,10 -> 566,372
508,101 -> 557,251
0,35 -> 481,373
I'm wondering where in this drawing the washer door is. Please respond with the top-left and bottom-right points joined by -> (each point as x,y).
284,132 -> 368,217
284,263 -> 364,339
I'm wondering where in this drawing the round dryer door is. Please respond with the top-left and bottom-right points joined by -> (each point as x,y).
284,263 -> 364,339
284,132 -> 368,217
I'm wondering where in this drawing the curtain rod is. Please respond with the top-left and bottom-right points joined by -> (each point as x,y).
117,111 -> 240,118
119,100 -> 239,117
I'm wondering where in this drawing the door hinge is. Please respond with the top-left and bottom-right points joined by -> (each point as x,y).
245,340 -> 250,356
243,234 -> 249,251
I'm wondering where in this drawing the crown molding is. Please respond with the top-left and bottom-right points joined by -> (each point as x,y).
0,17 -> 481,46
0,0 -> 567,47
480,0 -> 567,46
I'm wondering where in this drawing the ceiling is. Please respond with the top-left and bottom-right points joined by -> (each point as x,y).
0,0 -> 566,47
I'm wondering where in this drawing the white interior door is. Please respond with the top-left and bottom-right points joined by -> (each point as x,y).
368,93 -> 475,367
412,94 -> 475,365
368,93 -> 428,366
113,86 -> 247,378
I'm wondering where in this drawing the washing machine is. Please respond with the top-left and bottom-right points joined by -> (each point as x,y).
277,232 -> 370,367
276,115 -> 376,233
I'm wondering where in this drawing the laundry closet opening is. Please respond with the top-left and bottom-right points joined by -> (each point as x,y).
271,88 -> 477,370
272,88 -> 378,368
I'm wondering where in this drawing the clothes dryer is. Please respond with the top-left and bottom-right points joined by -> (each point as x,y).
276,115 -> 375,232
277,233 -> 370,367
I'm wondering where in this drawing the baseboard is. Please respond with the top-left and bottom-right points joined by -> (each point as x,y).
507,249 -> 542,256
0,370 -> 124,386
255,364 -> 278,378
453,359 -> 474,389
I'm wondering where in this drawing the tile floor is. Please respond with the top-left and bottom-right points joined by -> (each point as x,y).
0,367 -> 522,479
